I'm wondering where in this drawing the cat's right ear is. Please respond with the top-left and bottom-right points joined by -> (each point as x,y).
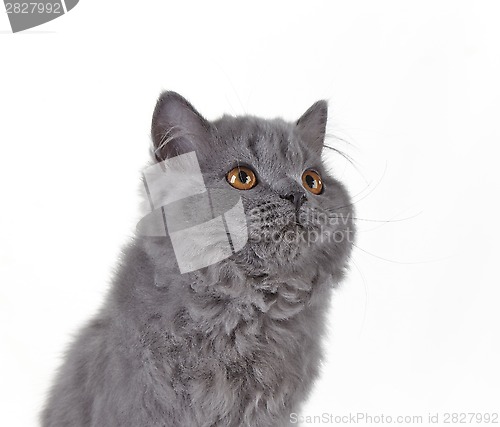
296,100 -> 328,154
151,91 -> 212,161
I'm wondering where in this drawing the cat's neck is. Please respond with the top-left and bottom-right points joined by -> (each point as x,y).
112,237 -> 332,336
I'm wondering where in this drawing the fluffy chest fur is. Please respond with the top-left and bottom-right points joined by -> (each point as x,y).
125,265 -> 332,427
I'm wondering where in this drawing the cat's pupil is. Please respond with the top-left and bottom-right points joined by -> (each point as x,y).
305,174 -> 316,188
238,171 -> 250,184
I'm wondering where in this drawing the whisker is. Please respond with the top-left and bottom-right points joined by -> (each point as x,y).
351,211 -> 423,223
323,144 -> 357,166
324,132 -> 357,149
352,243 -> 451,265
329,161 -> 388,211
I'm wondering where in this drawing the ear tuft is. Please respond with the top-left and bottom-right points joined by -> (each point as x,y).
296,100 -> 328,154
151,91 -> 212,161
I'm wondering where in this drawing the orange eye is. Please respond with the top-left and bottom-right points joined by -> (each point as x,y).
227,166 -> 258,190
302,170 -> 323,195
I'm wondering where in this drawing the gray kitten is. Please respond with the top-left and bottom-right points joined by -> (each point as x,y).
41,92 -> 355,427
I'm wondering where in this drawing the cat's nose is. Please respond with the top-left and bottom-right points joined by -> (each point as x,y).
280,191 -> 307,211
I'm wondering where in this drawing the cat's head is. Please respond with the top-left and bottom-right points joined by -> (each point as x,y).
148,91 -> 354,280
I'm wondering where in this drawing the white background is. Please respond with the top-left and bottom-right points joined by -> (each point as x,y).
1,1 -> 499,426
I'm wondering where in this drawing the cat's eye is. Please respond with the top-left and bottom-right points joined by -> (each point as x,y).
227,166 -> 258,190
302,170 -> 323,195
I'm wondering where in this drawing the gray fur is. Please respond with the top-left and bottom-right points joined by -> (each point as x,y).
42,92 -> 355,427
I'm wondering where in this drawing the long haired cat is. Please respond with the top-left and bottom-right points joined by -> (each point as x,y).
42,91 -> 355,427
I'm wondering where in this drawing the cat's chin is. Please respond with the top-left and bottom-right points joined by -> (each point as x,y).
234,238 -> 324,275
232,224 -> 353,280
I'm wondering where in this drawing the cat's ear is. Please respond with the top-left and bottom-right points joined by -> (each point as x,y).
151,91 -> 212,161
296,100 -> 328,154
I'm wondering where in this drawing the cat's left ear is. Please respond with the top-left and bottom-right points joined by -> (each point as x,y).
151,91 -> 212,161
296,100 -> 328,154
